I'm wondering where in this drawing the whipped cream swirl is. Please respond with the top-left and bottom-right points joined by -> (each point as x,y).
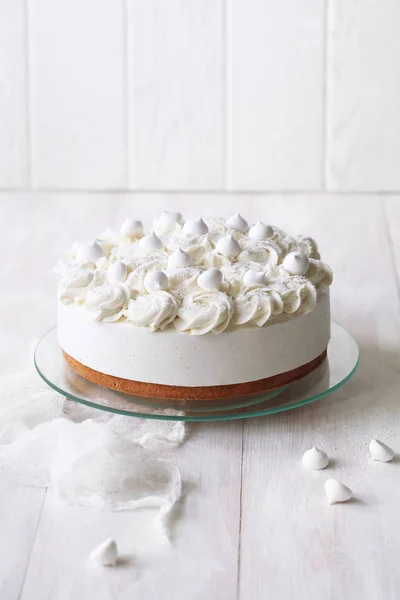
270,277 -> 317,314
233,285 -> 283,326
124,291 -> 179,331
55,264 -> 100,305
84,282 -> 130,322
175,290 -> 234,335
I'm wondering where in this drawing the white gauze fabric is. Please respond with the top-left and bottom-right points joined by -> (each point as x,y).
0,358 -> 185,536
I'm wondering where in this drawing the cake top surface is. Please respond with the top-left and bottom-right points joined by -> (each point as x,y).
55,212 -> 333,335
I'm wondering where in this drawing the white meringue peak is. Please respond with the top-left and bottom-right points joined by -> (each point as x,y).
248,221 -> 273,240
216,234 -> 241,258
226,212 -> 248,233
144,270 -> 169,293
107,261 -> 128,283
283,252 -> 310,276
369,439 -> 395,462
183,217 -> 209,235
243,270 -> 265,287
76,240 -> 104,264
197,268 -> 223,292
158,210 -> 182,226
325,479 -> 353,505
139,231 -> 163,251
302,446 -> 329,470
120,218 -> 143,238
168,247 -> 192,269
89,538 -> 118,566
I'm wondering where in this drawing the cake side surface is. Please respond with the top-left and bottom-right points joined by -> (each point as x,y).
58,293 -> 330,387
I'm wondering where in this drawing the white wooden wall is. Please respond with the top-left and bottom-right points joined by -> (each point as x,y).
0,0 -> 400,192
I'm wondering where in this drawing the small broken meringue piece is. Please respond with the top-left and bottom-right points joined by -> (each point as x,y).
89,538 -> 118,566
369,439 -> 395,462
302,446 -> 329,470
325,479 -> 352,505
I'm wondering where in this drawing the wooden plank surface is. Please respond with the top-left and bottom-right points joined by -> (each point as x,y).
1,195 -> 400,599
239,197 -> 400,599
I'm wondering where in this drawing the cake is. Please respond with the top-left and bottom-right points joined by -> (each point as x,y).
55,212 -> 333,401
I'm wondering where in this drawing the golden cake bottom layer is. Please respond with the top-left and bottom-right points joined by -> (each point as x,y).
63,348 -> 328,401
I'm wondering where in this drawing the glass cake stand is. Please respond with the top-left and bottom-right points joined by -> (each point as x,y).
34,323 -> 359,422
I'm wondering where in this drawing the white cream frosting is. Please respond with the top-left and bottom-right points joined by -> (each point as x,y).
84,281 -> 130,322
124,291 -> 179,331
175,290 -> 234,335
56,213 -> 333,333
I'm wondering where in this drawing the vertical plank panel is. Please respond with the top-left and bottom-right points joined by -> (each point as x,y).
327,1 -> 400,190
29,0 -> 126,189
228,0 -> 325,190
0,0 -> 27,187
128,0 -> 224,190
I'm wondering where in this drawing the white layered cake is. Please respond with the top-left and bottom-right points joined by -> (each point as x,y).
55,212 -> 333,400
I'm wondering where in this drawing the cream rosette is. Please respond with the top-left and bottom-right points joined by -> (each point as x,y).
163,232 -> 213,266
233,285 -> 284,326
124,291 -> 180,331
291,235 -> 321,260
167,267 -> 202,300
174,290 -> 234,335
220,261 -> 267,297
84,281 -> 131,322
269,277 -> 317,315
237,237 -> 281,265
306,259 -> 333,292
123,251 -> 169,293
55,264 -> 101,305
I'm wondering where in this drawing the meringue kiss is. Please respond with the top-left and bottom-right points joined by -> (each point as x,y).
76,240 -> 104,264
243,270 -> 265,287
369,439 -> 395,462
226,213 -> 248,233
302,446 -> 329,470
197,268 -> 223,292
216,234 -> 241,258
283,252 -> 310,276
248,221 -> 273,241
139,231 -> 163,251
168,247 -> 191,269
325,479 -> 353,505
182,217 -> 208,235
107,261 -> 128,283
144,270 -> 169,293
120,218 -> 143,238
89,538 -> 118,566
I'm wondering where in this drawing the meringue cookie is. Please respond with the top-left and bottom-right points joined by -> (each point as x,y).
283,252 -> 310,276
226,212 -> 248,233
107,261 -> 128,284
197,268 -> 223,292
144,270 -> 169,293
302,446 -> 329,470
139,231 -> 163,251
325,479 -> 352,505
216,235 -> 241,258
248,221 -> 273,240
182,217 -> 209,235
243,270 -> 265,287
89,538 -> 118,566
369,439 -> 395,462
168,247 -> 191,269
76,240 -> 104,264
158,211 -> 182,226
120,218 -> 143,238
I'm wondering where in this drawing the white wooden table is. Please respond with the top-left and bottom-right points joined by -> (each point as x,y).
1,196 -> 399,600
